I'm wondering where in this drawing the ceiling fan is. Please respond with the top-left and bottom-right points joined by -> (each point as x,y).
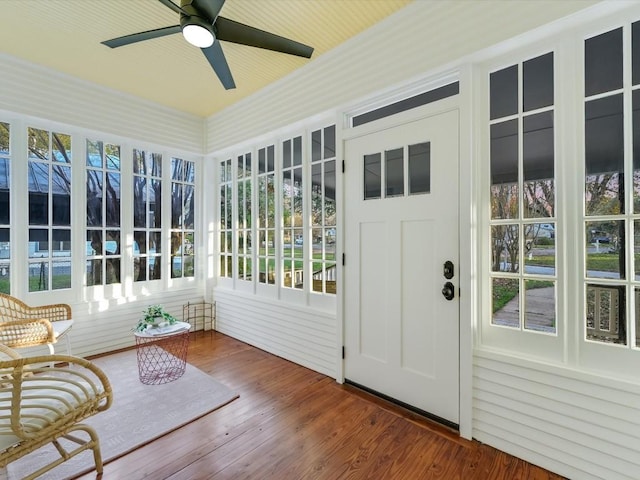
101,0 -> 314,90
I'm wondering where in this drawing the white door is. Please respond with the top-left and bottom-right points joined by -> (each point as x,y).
344,109 -> 460,426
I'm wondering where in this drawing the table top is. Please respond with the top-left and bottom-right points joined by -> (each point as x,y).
134,321 -> 191,338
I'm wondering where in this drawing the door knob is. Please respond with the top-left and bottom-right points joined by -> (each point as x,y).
443,261 -> 454,279
442,282 -> 455,301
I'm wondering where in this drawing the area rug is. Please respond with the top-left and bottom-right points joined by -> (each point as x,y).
6,349 -> 239,480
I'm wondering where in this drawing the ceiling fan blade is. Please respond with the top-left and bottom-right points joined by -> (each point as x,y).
202,41 -> 236,89
215,17 -> 313,58
157,0 -> 188,15
192,0 -> 226,23
102,25 -> 182,48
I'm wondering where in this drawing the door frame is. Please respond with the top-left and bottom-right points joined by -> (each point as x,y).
337,70 -> 474,439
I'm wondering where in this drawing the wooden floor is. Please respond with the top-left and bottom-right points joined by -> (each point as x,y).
79,331 -> 566,480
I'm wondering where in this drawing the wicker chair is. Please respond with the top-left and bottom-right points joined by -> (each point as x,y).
0,344 -> 113,479
0,293 -> 73,355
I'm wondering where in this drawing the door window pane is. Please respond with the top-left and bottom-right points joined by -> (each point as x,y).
364,153 -> 381,200
385,148 -> 404,197
408,142 -> 430,195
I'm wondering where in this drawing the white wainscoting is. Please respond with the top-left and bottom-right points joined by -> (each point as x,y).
473,350 -> 640,480
214,288 -> 338,378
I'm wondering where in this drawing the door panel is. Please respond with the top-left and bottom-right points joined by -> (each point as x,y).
344,109 -> 460,425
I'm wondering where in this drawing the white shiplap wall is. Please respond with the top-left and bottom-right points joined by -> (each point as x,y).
214,288 -> 337,377
474,351 -> 640,480
0,53 -> 203,154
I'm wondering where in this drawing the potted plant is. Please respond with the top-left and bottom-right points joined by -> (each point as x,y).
135,305 -> 178,332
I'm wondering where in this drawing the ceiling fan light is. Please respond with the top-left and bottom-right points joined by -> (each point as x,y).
182,24 -> 214,48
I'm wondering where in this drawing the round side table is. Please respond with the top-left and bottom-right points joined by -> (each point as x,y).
134,321 -> 191,385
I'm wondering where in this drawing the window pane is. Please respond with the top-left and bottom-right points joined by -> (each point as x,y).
106,257 -> 120,284
408,142 -> 430,195
28,128 -> 49,160
586,284 -> 626,344
311,164 -> 321,226
491,120 -> 518,219
524,279 -> 556,333
324,161 -> 336,227
283,139 -> 291,168
586,220 -> 624,279
0,228 -> 9,294
633,21 -> 640,86
524,223 -> 555,276
491,225 -> 519,273
490,65 -> 518,120
634,220 -> 640,281
634,90 -> 640,213
86,171 -> 103,227
0,122 -> 9,154
52,165 -> 71,225
106,172 -> 121,227
585,94 -> 624,216
324,125 -> 335,159
492,277 -> 519,328
385,148 -> 404,197
523,112 -> 554,218
267,145 -> 275,172
52,260 -> 71,289
29,262 -> 48,292
585,28 -> 623,97
293,136 -> 302,166
312,129 -> 322,162
87,140 -> 103,167
523,52 -> 554,112
0,157 -> 8,225
87,259 -> 102,287
106,144 -> 120,171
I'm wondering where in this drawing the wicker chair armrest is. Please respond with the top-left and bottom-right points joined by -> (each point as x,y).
0,318 -> 55,348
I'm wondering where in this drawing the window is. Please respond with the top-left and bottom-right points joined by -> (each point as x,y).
219,158 -> 232,278
133,149 -> 162,282
27,127 -> 72,292
0,122 -> 9,294
583,24 -> 640,347
489,52 -> 557,334
257,145 -> 276,285
235,153 -> 251,282
282,136 -> 303,289
216,125 -> 338,298
170,158 -> 195,279
86,140 -> 121,286
310,125 -> 337,294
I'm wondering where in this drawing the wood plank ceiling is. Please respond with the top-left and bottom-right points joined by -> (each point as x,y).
0,0 -> 413,117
